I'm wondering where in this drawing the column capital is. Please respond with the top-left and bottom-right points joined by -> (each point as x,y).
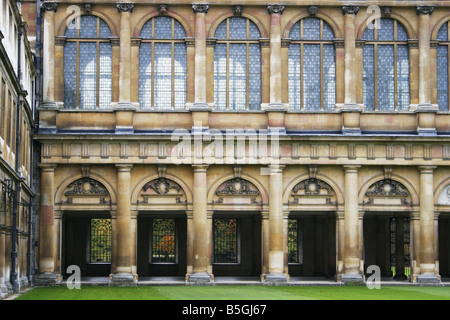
192,4 -> 209,14
268,165 -> 285,174
115,164 -> 133,172
116,2 -> 134,13
342,5 -> 359,15
416,6 -> 434,15
38,163 -> 57,171
343,165 -> 361,172
192,164 -> 209,173
267,4 -> 285,15
417,165 -> 437,173
41,2 -> 58,12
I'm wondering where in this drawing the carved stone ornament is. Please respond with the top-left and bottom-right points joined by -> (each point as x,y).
307,6 -> 319,16
215,178 -> 259,196
116,2 -> 134,13
158,4 -> 168,15
192,4 -> 209,14
41,2 -> 58,12
380,6 -> 392,18
65,178 -> 109,197
342,5 -> 359,15
143,177 -> 182,195
83,4 -> 92,14
292,178 -> 333,196
232,5 -> 243,16
267,4 -> 285,15
416,6 -> 434,15
365,179 -> 409,197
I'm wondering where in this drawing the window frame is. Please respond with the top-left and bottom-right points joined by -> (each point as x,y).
212,217 -> 241,265
287,218 -> 304,265
362,18 -> 410,111
437,20 -> 450,112
88,218 -> 112,264
288,18 -> 336,111
149,218 -> 179,265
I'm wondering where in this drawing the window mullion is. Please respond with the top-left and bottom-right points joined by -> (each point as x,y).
76,41 -> 80,109
374,43 -> 378,111
394,43 -> 398,111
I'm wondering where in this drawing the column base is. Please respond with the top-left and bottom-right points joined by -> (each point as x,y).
337,273 -> 365,285
416,274 -> 442,286
0,284 -> 8,298
34,272 -> 62,286
262,273 -> 289,284
109,273 -> 138,286
187,272 -> 214,285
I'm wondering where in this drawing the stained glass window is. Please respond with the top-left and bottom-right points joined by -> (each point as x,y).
213,218 -> 238,263
139,17 -> 187,110
437,21 -> 449,112
90,219 -> 112,263
288,219 -> 299,263
362,18 -> 410,111
214,17 -> 261,111
288,18 -> 336,111
63,15 -> 112,109
152,219 -> 177,263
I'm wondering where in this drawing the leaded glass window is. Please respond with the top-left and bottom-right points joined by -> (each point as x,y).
139,16 -> 187,110
90,219 -> 112,263
437,21 -> 449,112
63,15 -> 112,109
288,218 -> 303,264
214,17 -> 261,111
151,218 -> 177,263
363,18 -> 410,111
288,18 -> 336,111
213,218 -> 238,263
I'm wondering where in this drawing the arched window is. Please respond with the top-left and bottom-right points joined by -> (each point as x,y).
288,18 -> 336,111
63,15 -> 112,109
139,16 -> 187,110
437,21 -> 449,112
214,17 -> 261,111
362,18 -> 409,111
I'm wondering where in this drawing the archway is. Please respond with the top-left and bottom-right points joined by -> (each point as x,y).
437,183 -> 450,279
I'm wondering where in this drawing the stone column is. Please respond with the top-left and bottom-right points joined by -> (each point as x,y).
41,2 -> 58,108
410,211 -> 421,279
266,5 -> 286,133
115,2 -> 135,134
35,164 -> 60,285
130,210 -> 138,276
336,210 -> 345,277
110,164 -> 136,285
341,165 -> 363,282
186,210 -> 193,277
261,210 -> 269,276
340,5 -> 362,135
191,4 -> 211,130
189,165 -> 212,283
265,165 -> 288,282
416,6 -> 437,135
417,166 -> 440,283
54,211 -> 62,276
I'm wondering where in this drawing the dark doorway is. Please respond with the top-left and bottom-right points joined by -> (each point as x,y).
137,213 -> 187,277
63,212 -> 112,277
212,212 -> 261,277
439,213 -> 450,278
288,213 -> 336,278
363,213 -> 410,280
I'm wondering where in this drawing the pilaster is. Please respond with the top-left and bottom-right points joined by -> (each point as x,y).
41,1 -> 58,109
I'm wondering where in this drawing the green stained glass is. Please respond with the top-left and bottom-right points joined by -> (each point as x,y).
90,219 -> 112,263
152,219 -> 176,263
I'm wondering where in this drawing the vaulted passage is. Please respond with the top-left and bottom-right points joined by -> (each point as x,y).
288,213 -> 336,279
63,212 -> 112,277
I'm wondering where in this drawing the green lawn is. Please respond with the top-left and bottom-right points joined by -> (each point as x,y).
14,285 -> 450,300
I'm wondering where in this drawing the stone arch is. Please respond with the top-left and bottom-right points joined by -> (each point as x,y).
283,173 -> 344,206
359,175 -> 418,208
133,10 -> 193,38
55,174 -> 116,209
208,11 -> 268,39
57,11 -> 118,37
131,174 -> 192,208
207,174 -> 268,207
431,16 -> 450,40
435,177 -> 450,206
357,13 -> 415,40
282,11 -> 342,39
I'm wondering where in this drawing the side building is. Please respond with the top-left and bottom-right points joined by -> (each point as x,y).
34,1 -> 450,285
0,0 -> 38,295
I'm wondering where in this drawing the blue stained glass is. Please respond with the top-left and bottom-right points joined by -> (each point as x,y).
229,43 -> 247,110
99,43 -> 112,109
377,45 -> 395,111
64,21 -> 77,37
214,43 -> 227,110
139,43 -> 152,108
437,22 -> 449,42
214,20 -> 227,39
99,19 -> 112,38
397,23 -> 408,41
154,43 -> 172,109
63,42 -> 77,108
323,44 -> 336,110
248,43 -> 261,110
289,21 -> 301,40
303,44 -> 321,110
437,45 -> 449,111
323,22 -> 334,41
397,45 -> 410,110
249,21 -> 261,39
302,18 -> 320,40
288,44 -> 301,110
174,43 -> 187,109
377,19 -> 394,41
140,20 -> 153,38
363,44 -> 375,110
154,16 -> 172,39
174,20 -> 186,39
229,17 -> 247,40
79,42 -> 97,109
79,16 -> 98,38
363,26 -> 374,41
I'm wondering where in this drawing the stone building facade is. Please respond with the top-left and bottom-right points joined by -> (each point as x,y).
0,0 -> 37,296
32,0 -> 450,285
